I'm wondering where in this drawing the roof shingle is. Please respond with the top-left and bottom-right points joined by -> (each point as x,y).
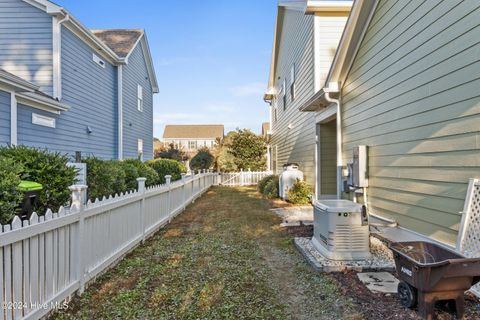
91,29 -> 143,58
163,125 -> 225,139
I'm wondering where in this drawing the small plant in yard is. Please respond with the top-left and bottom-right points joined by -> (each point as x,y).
147,158 -> 186,184
258,174 -> 278,195
83,158 -> 126,201
0,145 -> 76,213
0,158 -> 24,224
190,147 -> 214,171
287,179 -> 312,205
263,175 -> 279,199
123,159 -> 160,187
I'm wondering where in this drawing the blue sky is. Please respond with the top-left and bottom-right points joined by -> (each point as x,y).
59,0 -> 277,137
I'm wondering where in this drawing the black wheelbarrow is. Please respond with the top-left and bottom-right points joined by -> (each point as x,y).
389,241 -> 480,320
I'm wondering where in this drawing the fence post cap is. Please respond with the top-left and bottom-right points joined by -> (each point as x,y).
69,185 -> 88,192
165,175 -> 172,179
136,177 -> 147,182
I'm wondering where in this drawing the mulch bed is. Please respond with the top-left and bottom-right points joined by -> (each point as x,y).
331,271 -> 480,320
285,224 -> 313,238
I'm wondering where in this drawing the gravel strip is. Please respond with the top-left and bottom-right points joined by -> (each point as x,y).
295,236 -> 395,272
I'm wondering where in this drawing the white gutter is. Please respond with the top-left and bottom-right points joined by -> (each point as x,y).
10,92 -> 17,146
324,89 -> 342,198
118,65 -> 123,160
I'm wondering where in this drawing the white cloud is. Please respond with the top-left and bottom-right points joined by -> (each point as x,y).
229,82 -> 265,97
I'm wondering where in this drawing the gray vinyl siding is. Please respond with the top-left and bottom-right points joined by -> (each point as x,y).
18,27 -> 118,160
17,103 -> 60,149
60,27 -> 117,159
341,0 -> 480,245
0,90 -> 10,144
122,42 -> 154,160
0,0 -> 53,95
271,9 -> 347,186
270,9 -> 316,185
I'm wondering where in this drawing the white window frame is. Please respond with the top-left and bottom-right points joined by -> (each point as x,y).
137,85 -> 143,112
138,138 -> 144,160
282,80 -> 287,110
188,140 -> 197,150
290,64 -> 296,101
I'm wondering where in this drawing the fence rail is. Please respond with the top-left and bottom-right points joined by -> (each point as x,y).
219,171 -> 272,186
0,172 -> 218,320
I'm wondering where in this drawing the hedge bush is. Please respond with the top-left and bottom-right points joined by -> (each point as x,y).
83,158 -> 126,201
287,179 -> 312,205
190,148 -> 214,171
0,145 -> 76,213
263,176 -> 279,199
123,159 -> 160,187
258,175 -> 277,194
147,159 -> 186,184
0,158 -> 24,224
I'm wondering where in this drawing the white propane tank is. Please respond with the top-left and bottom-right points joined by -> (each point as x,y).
279,163 -> 304,200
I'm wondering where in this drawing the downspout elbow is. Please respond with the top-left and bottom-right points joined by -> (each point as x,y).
324,91 -> 342,199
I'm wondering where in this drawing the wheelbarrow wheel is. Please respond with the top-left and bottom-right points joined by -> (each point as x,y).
398,281 -> 417,308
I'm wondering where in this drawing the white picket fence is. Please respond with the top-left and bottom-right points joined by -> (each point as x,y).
219,171 -> 272,186
0,171 -> 218,320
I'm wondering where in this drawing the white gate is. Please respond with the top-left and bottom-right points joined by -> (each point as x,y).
219,171 -> 272,186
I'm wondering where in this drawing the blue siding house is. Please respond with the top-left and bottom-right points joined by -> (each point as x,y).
0,0 -> 158,160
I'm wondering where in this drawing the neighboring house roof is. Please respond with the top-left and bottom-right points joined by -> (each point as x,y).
299,0 -> 378,111
262,122 -> 270,135
163,125 -> 225,139
21,0 -> 159,93
91,29 -> 143,58
264,0 -> 353,101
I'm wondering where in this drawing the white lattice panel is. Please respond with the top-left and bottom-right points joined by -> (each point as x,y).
457,179 -> 480,297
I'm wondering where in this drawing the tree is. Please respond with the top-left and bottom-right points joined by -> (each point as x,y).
156,143 -> 189,161
228,129 -> 266,171
190,147 -> 214,171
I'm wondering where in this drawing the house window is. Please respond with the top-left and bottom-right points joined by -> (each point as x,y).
188,140 -> 197,150
290,64 -> 296,101
274,107 -> 278,122
282,80 -> 287,110
138,139 -> 143,160
137,85 -> 143,112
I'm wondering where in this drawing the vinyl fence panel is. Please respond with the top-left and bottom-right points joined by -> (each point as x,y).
0,172 -> 216,320
219,171 -> 272,186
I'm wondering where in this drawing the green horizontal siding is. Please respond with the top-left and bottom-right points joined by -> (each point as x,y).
342,0 -> 480,245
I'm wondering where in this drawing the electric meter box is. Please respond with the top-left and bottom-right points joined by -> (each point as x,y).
352,145 -> 369,188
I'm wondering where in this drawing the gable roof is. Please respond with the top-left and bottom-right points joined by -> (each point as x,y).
91,29 -> 143,58
163,125 -> 225,139
0,68 -> 38,92
22,0 -> 159,93
264,0 -> 353,101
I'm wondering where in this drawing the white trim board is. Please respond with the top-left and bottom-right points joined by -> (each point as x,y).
10,91 -> 17,145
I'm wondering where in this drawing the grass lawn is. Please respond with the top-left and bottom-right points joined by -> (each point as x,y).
53,187 -> 360,320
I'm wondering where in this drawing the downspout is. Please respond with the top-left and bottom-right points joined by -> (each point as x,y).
324,91 -> 342,199
118,65 -> 123,160
52,14 -> 69,100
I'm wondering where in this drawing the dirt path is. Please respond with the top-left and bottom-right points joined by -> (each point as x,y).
53,187 -> 359,320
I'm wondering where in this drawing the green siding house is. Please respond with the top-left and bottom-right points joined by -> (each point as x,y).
297,0 -> 480,246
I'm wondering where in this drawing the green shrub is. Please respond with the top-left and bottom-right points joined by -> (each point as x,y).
263,176 -> 279,199
190,148 -> 214,171
0,145 -> 76,212
0,158 -> 24,224
119,161 -> 139,191
83,158 -> 126,200
123,159 -> 160,187
287,179 -> 312,205
147,159 -> 186,184
258,175 -> 277,194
